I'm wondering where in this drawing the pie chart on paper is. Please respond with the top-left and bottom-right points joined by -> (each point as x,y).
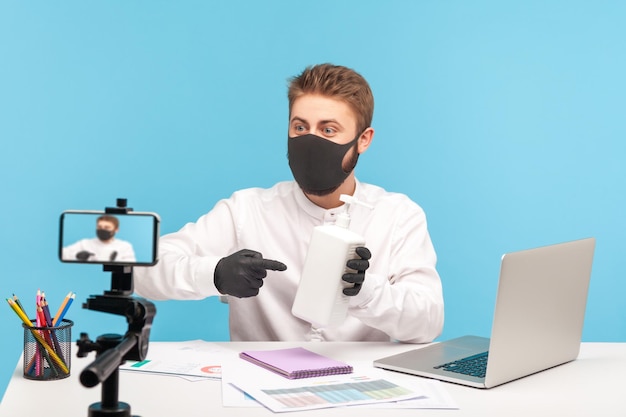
200,365 -> 222,377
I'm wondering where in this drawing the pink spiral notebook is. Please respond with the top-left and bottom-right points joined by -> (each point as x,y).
239,347 -> 353,379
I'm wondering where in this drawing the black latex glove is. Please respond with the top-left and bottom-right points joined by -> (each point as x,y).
76,251 -> 93,261
214,249 -> 287,298
342,246 -> 371,296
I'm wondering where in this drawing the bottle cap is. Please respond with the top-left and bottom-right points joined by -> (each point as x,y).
339,194 -> 374,210
337,194 -> 374,228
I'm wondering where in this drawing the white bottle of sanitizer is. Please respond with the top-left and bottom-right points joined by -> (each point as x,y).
292,194 -> 373,328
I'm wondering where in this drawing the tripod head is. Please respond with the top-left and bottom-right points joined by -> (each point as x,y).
77,266 -> 156,373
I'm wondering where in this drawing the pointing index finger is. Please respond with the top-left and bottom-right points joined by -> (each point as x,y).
260,258 -> 287,271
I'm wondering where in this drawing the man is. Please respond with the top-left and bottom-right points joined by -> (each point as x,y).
63,215 -> 136,263
134,64 -> 444,343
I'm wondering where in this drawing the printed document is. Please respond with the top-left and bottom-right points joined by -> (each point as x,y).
120,340 -> 227,381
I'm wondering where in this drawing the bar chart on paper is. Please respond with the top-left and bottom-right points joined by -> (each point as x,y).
234,378 -> 420,412
264,379 -> 413,406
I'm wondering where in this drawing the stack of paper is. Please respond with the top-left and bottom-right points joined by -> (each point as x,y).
223,348 -> 459,412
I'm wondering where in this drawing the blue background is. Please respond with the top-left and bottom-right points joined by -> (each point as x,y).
1,0 -> 624,400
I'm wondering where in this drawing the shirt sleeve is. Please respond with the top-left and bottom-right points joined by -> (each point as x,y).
62,240 -> 87,261
134,199 -> 238,300
347,204 -> 444,343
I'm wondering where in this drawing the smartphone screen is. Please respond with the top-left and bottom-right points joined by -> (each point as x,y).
59,210 -> 160,266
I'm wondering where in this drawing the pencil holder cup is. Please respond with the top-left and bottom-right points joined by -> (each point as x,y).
22,319 -> 73,380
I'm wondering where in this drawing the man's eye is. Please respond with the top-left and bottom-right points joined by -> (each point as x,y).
295,125 -> 306,132
323,127 -> 335,135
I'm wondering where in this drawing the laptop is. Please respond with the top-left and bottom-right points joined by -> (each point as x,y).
374,237 -> 596,389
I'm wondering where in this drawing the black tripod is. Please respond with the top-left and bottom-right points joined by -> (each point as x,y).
75,199 -> 156,417
77,265 -> 156,417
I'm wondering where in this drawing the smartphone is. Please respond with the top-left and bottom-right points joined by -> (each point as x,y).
59,210 -> 160,266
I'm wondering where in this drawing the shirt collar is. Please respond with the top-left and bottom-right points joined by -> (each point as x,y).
293,179 -> 362,221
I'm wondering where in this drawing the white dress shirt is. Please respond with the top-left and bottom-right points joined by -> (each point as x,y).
134,180 -> 444,343
62,238 -> 136,263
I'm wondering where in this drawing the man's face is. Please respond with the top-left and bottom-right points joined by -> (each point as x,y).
96,220 -> 118,241
289,94 -> 359,170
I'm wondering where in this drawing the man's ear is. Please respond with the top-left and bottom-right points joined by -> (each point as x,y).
357,127 -> 374,154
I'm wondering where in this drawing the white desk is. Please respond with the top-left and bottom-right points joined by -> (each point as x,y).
0,341 -> 623,417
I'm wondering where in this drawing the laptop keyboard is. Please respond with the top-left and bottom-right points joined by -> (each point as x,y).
434,351 -> 488,378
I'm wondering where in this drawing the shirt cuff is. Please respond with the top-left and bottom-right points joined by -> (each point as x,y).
192,255 -> 223,297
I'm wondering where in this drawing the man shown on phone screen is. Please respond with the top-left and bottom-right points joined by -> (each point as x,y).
62,215 -> 136,263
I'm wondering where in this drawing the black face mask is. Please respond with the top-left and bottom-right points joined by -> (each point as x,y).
96,229 -> 114,241
288,133 -> 359,196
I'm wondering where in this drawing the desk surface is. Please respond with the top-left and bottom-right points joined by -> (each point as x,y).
0,341 -> 624,417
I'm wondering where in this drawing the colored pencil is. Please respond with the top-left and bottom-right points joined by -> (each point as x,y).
41,295 -> 66,364
53,293 -> 75,326
35,296 -> 42,376
52,292 -> 73,326
12,294 -> 25,315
